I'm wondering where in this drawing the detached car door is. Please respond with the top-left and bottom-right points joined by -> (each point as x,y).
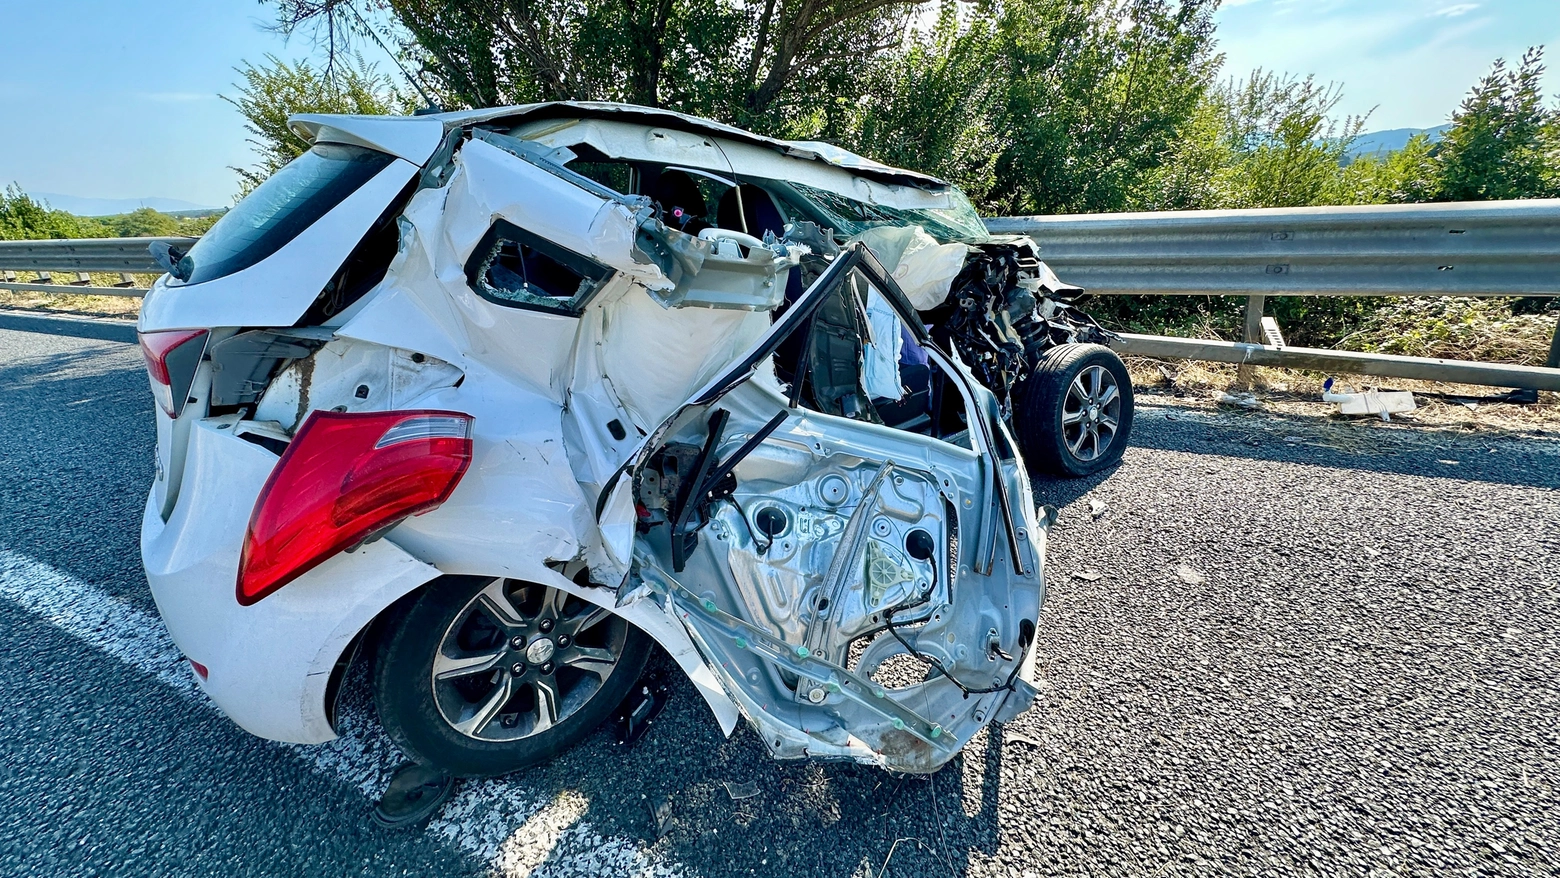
617,243 -> 1046,773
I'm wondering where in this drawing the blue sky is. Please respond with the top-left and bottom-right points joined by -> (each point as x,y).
1,0 -> 1557,209
1217,0 -> 1560,130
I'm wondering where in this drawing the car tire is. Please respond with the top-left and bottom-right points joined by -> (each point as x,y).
1013,343 -> 1134,478
372,575 -> 651,778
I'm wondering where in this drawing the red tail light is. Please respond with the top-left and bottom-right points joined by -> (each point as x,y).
138,328 -> 208,417
237,410 -> 474,606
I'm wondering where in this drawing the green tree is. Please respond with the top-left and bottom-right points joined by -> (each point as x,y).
1333,133 -> 1440,205
983,0 -> 1219,215
1435,47 -> 1556,201
224,53 -> 408,191
1214,73 -> 1364,208
1129,71 -> 1365,210
265,0 -> 1219,215
830,3 -> 1007,205
267,0 -> 929,135
109,207 -> 182,238
823,0 -> 1222,214
0,186 -> 96,240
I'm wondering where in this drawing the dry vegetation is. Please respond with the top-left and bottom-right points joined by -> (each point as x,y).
1127,357 -> 1560,437
0,273 -> 151,320
1338,297 -> 1558,367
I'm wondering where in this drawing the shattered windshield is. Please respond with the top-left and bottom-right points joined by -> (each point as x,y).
789,182 -> 991,244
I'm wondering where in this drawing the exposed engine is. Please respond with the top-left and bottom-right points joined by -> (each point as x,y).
923,241 -> 1113,414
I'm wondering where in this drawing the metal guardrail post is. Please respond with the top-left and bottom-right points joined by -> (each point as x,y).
1548,315 -> 1560,369
1238,294 -> 1265,387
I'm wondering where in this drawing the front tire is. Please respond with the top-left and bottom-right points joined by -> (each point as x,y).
373,576 -> 651,778
1013,343 -> 1134,477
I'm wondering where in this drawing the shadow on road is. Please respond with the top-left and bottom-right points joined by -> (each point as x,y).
0,309 -> 137,344
505,647 -> 1017,878
1126,405 -> 1560,491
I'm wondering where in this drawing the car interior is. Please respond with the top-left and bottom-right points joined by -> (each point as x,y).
534,149 -> 971,445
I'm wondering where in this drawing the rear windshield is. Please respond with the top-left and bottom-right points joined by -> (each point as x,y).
177,143 -> 396,285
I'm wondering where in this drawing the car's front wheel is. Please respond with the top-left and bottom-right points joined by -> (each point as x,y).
1013,343 -> 1134,478
373,576 -> 651,778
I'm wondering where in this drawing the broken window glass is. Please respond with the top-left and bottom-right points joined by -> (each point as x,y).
465,220 -> 615,316
788,182 -> 990,244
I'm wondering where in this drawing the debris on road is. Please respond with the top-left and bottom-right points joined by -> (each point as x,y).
1072,570 -> 1104,582
370,763 -> 456,829
1088,498 -> 1108,519
614,680 -> 670,746
649,795 -> 675,840
1004,730 -> 1045,749
1216,391 -> 1261,409
722,781 -> 761,801
1323,389 -> 1417,421
1175,565 -> 1207,585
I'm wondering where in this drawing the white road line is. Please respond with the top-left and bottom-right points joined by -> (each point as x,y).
0,549 -> 686,878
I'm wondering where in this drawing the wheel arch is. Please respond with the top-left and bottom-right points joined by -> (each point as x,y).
318,558 -> 744,739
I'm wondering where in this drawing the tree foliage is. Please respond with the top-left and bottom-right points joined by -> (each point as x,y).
1137,47 -> 1560,213
0,187 -> 223,241
224,53 -> 408,192
1130,71 -> 1364,211
262,0 -> 1221,214
833,0 -> 1219,215
0,186 -> 96,240
268,0 -> 930,135
1435,47 -> 1557,202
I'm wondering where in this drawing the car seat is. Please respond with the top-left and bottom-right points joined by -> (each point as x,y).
717,184 -> 787,240
649,169 -> 709,234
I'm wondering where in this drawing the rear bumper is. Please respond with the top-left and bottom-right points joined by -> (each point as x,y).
141,418 -> 440,744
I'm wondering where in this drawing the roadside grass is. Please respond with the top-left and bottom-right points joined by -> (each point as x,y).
1126,358 -> 1560,435
1338,297 -> 1558,366
0,289 -> 141,319
0,270 -> 154,319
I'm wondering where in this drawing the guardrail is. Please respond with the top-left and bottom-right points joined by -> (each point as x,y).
2,201 -> 1558,391
984,199 -> 1560,298
989,199 -> 1560,391
0,236 -> 190,297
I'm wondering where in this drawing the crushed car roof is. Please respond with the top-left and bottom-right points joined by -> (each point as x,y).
289,101 -> 951,192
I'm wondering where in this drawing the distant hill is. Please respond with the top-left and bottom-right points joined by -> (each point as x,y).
1346,125 -> 1450,161
32,192 -> 222,217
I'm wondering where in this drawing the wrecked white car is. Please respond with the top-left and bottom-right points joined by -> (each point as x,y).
138,103 -> 1116,778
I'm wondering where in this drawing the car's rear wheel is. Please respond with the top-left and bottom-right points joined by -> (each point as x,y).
1013,343 -> 1134,477
373,576 -> 651,778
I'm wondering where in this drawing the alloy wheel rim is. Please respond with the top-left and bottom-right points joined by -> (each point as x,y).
1060,364 -> 1121,462
431,578 -> 625,742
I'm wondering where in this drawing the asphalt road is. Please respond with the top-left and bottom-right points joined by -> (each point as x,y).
1,314 -> 1556,877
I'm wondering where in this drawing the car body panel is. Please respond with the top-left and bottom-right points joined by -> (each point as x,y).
140,103 -> 1050,772
616,247 -> 1044,772
509,116 -> 953,211
141,417 -> 443,743
289,113 -> 447,165
425,101 -> 951,191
